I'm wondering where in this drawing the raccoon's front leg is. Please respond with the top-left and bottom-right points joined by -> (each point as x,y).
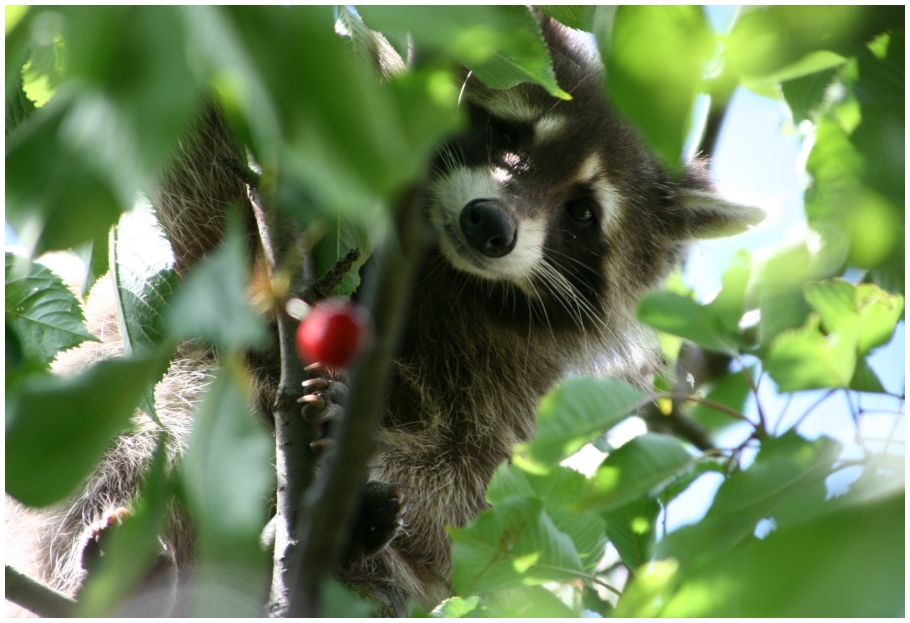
300,368 -> 407,566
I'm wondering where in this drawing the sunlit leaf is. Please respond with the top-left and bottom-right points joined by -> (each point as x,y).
518,376 -> 644,470
580,434 -> 695,513
602,496 -> 660,572
636,291 -> 738,356
5,252 -> 97,367
450,497 -> 585,595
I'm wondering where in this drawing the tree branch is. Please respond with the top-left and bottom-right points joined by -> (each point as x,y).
248,187 -> 320,615
5,565 -> 77,618
288,185 -> 429,617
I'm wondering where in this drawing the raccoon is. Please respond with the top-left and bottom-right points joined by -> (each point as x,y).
6,10 -> 761,617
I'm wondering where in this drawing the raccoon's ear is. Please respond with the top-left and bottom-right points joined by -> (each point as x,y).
676,188 -> 765,240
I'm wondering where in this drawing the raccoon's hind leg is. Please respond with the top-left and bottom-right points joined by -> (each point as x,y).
300,367 -> 407,567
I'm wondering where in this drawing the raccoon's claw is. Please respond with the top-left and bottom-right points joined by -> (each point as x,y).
302,369 -> 349,453
344,481 -> 407,566
81,507 -> 132,572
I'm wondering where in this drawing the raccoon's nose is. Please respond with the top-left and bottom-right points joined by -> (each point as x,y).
459,199 -> 517,258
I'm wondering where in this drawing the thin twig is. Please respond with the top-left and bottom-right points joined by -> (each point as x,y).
739,365 -> 767,435
786,389 -> 837,435
591,575 -> 623,597
656,393 -> 753,425
5,565 -> 77,618
301,248 -> 361,304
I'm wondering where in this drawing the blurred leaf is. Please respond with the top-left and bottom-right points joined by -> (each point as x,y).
517,376 -> 644,470
5,252 -> 97,367
58,6 -> 201,173
320,578 -> 376,618
77,435 -> 170,617
636,291 -> 738,357
765,314 -> 856,391
660,493 -> 904,617
73,234 -> 109,300
6,355 -> 165,507
450,497 -> 585,595
753,230 -> 846,348
181,362 -> 272,616
481,585 -> 578,617
849,356 -> 886,393
5,97 -> 127,256
803,279 -> 903,354
536,6 -> 595,32
659,433 -> 841,568
166,216 -> 267,351
580,434 -> 695,513
602,496 -> 660,572
6,48 -> 37,136
431,596 -> 481,618
765,280 -> 903,391
360,6 -> 569,98
600,6 -> 713,169
612,559 -> 679,618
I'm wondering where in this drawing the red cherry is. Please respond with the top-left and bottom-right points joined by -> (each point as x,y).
295,300 -> 368,368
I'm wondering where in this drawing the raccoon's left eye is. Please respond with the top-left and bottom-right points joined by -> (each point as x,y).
566,201 -> 595,224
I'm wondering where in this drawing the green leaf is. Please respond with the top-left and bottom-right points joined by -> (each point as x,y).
849,356 -> 886,393
310,214 -> 371,298
765,280 -> 903,392
517,376 -> 644,470
59,6 -> 202,173
753,233 -> 846,348
360,6 -> 569,99
320,578 -> 376,618
450,497 -> 585,595
181,362 -> 272,616
580,434 -> 695,513
602,496 -> 660,572
77,435 -> 170,617
600,6 -> 713,169
482,585 -> 579,618
5,252 -> 97,367
747,50 -> 847,87
110,204 -> 179,421
6,355 -> 165,507
73,234 -> 110,300
5,97 -> 127,256
765,314 -> 856,391
536,6 -> 595,32
6,46 -> 37,137
431,596 -> 481,618
489,464 -> 608,572
659,433 -> 841,568
165,216 -> 267,351
636,290 -> 737,357
660,493 -> 904,617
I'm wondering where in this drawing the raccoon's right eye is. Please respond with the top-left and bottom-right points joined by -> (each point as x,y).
566,200 -> 595,224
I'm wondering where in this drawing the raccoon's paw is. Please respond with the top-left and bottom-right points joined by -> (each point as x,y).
299,363 -> 348,457
344,481 -> 407,566
81,507 -> 132,573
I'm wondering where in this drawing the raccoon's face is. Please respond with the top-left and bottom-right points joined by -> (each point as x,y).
426,18 -> 762,335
